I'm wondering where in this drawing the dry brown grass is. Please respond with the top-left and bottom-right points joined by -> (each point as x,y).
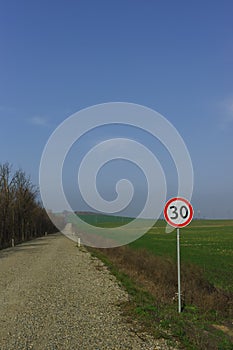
98,246 -> 233,318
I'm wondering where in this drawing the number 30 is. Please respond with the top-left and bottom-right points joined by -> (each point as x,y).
170,205 -> 188,219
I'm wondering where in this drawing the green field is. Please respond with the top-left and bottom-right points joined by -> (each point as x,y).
86,218 -> 233,349
129,220 -> 233,292
73,214 -> 233,291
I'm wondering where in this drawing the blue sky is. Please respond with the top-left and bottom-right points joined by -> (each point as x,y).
0,0 -> 233,218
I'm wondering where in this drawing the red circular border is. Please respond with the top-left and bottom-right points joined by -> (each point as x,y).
164,197 -> 194,228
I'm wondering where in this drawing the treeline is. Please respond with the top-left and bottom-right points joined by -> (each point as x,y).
0,163 -> 57,249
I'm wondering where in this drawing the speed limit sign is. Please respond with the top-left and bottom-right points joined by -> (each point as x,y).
164,197 -> 193,313
164,197 -> 193,228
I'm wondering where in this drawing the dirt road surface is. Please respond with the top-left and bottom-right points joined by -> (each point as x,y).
0,233 -> 174,350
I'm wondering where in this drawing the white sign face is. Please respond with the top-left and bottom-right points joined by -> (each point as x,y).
164,197 -> 193,228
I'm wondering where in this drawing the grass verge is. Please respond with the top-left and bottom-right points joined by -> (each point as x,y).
87,246 -> 233,350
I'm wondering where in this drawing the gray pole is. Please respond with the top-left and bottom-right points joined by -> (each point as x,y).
177,228 -> 181,313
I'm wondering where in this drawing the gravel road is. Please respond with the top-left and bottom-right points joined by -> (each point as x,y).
0,233 -> 175,350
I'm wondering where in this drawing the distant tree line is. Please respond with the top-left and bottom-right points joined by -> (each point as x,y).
0,163 -> 57,249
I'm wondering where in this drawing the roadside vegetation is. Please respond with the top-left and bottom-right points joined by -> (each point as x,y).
0,162 -> 56,249
88,218 -> 233,350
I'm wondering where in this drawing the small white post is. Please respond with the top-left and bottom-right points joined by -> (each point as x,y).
78,237 -> 81,247
177,228 -> 181,313
11,238 -> 15,247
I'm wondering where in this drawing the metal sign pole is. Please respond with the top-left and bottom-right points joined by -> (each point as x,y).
164,197 -> 193,313
177,228 -> 181,313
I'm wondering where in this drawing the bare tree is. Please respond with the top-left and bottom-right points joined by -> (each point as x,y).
0,163 -> 56,249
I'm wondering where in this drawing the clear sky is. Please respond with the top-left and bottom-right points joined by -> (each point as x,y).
0,0 -> 233,219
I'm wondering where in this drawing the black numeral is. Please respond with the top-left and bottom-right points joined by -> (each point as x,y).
170,205 -> 178,219
169,205 -> 188,220
180,205 -> 188,219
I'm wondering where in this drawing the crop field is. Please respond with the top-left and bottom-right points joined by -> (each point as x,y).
75,215 -> 233,292
130,220 -> 233,292
86,218 -> 233,349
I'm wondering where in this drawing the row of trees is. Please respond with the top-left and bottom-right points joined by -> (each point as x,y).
0,163 -> 56,249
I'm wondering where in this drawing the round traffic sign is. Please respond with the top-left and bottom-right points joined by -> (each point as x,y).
164,197 -> 193,228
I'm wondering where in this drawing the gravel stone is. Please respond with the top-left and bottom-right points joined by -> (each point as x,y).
0,233 -> 177,349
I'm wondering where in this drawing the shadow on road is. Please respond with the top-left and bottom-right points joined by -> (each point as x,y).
0,233 -> 61,259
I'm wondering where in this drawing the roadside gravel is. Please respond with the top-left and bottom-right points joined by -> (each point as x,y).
0,233 -> 176,349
